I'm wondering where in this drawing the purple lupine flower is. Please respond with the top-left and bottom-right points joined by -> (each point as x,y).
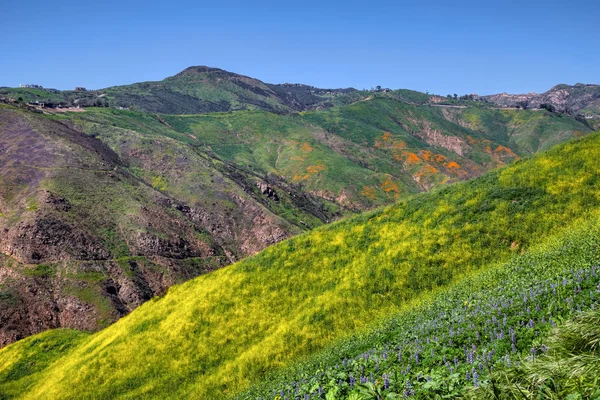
384,374 -> 390,390
349,375 -> 355,388
473,371 -> 479,387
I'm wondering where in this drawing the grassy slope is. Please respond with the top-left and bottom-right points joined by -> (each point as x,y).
1,132 -> 599,399
60,107 -> 344,229
241,223 -> 600,399
162,98 -> 591,209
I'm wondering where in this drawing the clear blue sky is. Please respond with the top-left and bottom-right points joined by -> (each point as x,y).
1,0 -> 598,95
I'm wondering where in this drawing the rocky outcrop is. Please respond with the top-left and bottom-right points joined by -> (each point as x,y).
482,84 -> 600,117
1,216 -> 110,264
256,182 -> 279,201
0,256 -> 206,347
407,118 -> 467,157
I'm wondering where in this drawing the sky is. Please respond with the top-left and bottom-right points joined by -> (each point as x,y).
1,0 -> 599,95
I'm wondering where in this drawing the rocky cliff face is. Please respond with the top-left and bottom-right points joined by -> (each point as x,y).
482,84 -> 600,117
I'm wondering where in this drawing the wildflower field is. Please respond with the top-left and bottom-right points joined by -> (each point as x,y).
1,132 -> 600,399
239,226 -> 600,399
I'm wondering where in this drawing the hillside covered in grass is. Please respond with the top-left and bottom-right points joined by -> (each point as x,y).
0,66 -> 365,114
0,83 -> 593,348
240,226 -> 600,399
1,130 -> 599,399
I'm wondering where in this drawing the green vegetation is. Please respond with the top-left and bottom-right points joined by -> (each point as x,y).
470,307 -> 600,399
0,329 -> 89,398
21,264 -> 56,278
1,131 -> 600,399
240,225 -> 600,398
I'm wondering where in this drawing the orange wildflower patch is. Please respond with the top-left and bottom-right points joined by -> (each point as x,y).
405,152 -> 421,165
381,177 -> 400,195
292,174 -> 310,182
291,164 -> 327,182
435,154 -> 448,163
382,131 -> 393,141
361,186 -> 377,199
447,161 -> 461,169
422,165 -> 439,174
300,142 -> 314,152
306,164 -> 327,174
421,150 -> 434,161
494,146 -> 518,158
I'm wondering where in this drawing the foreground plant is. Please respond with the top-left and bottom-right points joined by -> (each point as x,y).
468,308 -> 600,399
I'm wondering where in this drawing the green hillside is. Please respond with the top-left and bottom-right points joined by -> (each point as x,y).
1,131 -> 599,399
0,66 -> 365,114
0,90 -> 592,348
240,223 -> 600,399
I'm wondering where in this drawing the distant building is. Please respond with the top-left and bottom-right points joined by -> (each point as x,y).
20,84 -> 43,89
75,87 -> 88,92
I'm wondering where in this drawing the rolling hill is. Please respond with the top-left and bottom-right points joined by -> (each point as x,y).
0,66 -> 364,114
1,130 -> 599,399
0,76 -> 593,348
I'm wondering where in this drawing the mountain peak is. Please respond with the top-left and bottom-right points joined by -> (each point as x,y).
173,65 -> 236,78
